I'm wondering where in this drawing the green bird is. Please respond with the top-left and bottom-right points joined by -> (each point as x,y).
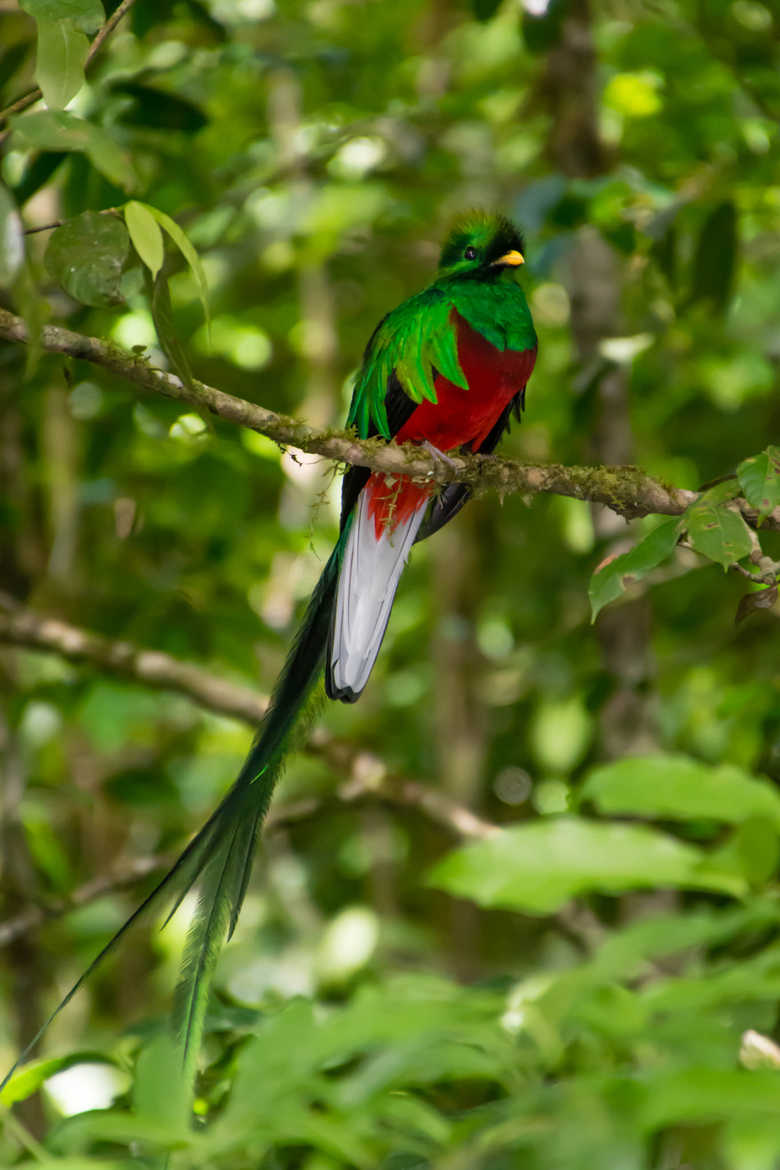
2,211 -> 537,1091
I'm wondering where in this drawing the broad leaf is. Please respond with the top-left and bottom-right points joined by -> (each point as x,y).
45,210 -> 129,307
11,111 -> 135,190
35,18 -> 89,109
738,446 -> 780,523
686,496 -> 753,569
581,754 -> 780,830
124,200 -> 165,279
143,203 -> 210,334
20,0 -> 104,34
429,818 -> 743,914
150,270 -> 194,390
589,516 -> 682,621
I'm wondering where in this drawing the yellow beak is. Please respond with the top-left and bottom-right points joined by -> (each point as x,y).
493,250 -> 525,267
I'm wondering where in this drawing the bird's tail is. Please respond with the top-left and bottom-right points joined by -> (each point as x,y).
0,541 -> 343,1096
326,476 -> 430,703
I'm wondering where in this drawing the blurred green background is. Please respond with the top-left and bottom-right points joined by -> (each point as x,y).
1,0 -> 779,1165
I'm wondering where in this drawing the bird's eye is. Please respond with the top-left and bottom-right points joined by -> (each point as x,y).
464,246 -> 477,261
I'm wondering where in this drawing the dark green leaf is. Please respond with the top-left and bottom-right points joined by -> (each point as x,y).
150,270 -> 194,390
588,516 -> 682,621
145,203 -> 210,334
738,446 -> 780,522
689,200 -> 737,311
45,210 -> 129,307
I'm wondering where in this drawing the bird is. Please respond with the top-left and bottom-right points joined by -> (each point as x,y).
2,210 -> 537,1093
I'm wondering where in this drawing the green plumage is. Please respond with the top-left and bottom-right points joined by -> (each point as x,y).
348,212 -> 536,439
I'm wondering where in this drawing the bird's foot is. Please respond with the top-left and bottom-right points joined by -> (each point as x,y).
420,440 -> 459,477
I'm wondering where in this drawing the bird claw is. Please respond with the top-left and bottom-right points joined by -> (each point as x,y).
420,440 -> 459,477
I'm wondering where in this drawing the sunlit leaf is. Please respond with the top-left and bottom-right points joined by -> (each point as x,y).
429,818 -> 744,913
581,754 -> 780,829
34,18 -> 89,109
124,199 -> 165,279
0,1051 -> 115,1106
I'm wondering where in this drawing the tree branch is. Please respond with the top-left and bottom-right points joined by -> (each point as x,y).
0,603 -> 500,946
1,307 -> 774,529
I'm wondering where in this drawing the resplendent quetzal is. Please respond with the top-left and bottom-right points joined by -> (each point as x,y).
3,211 -> 537,1087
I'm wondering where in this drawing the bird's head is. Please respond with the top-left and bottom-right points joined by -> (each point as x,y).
437,211 -> 525,279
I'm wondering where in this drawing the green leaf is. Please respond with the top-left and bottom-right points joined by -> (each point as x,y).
124,200 -> 165,279
686,497 -> 753,569
689,200 -> 737,312
149,270 -> 194,390
588,516 -> 682,621
709,817 -> 780,887
0,183 -> 24,288
20,0 -> 104,34
738,446 -> 780,522
10,110 -> 135,190
0,1051 -> 115,1106
35,18 -> 89,109
581,754 -> 780,830
429,818 -> 743,914
45,210 -> 129,307
142,203 -> 210,334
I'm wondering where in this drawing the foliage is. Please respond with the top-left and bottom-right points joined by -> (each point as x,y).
0,0 -> 779,1167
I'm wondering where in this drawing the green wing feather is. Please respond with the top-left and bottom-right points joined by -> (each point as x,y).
347,287 -> 467,439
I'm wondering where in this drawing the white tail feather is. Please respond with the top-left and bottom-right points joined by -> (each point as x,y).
329,489 -> 428,699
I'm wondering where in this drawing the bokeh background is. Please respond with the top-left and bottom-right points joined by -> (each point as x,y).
1,0 -> 779,1165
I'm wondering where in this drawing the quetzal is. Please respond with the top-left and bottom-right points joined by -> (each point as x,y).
3,211 -> 537,1089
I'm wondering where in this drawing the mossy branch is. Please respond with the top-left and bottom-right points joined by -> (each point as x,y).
0,307 -> 776,529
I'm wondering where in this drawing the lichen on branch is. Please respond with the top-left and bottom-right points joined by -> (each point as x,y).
0,306 -> 776,529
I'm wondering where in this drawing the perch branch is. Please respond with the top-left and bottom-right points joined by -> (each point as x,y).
0,604 -> 500,946
3,308 -> 776,528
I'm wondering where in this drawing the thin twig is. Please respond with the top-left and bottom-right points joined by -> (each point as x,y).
0,603 -> 502,948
